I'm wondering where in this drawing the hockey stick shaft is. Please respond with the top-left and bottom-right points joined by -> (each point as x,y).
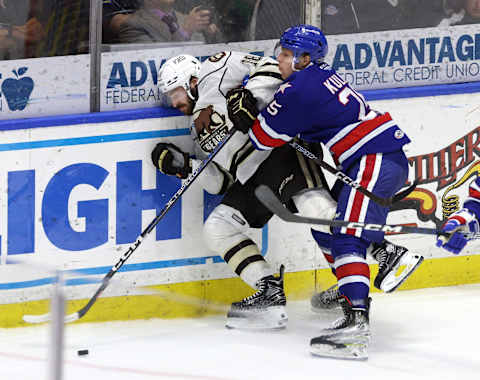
255,185 -> 480,238
24,129 -> 237,324
289,141 -> 417,207
76,129 -> 238,319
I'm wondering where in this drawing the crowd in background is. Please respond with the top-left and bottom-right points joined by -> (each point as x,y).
322,0 -> 480,34
0,0 -> 479,61
102,0 -> 302,44
0,0 -> 90,60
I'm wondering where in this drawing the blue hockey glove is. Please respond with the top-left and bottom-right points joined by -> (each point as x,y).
436,209 -> 479,254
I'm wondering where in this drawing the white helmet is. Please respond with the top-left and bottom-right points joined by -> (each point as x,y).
159,54 -> 201,100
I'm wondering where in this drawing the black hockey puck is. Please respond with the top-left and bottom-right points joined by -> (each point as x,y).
77,349 -> 89,356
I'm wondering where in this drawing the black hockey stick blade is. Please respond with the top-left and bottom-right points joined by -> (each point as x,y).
391,179 -> 419,203
255,185 -> 452,236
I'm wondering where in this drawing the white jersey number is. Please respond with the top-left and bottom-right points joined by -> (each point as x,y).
267,100 -> 282,116
338,87 -> 368,120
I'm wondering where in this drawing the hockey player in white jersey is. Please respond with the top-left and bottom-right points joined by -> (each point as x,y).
152,51 -> 423,330
154,51 -> 325,329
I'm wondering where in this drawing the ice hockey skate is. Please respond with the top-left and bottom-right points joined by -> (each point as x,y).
310,284 -> 341,313
310,297 -> 370,360
226,265 -> 288,330
311,242 -> 424,311
372,241 -> 424,293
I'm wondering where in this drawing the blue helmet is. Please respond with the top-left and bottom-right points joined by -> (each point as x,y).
279,24 -> 328,64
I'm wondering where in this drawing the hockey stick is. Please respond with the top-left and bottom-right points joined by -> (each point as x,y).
289,141 -> 418,207
23,129 -> 237,325
254,185 -> 480,238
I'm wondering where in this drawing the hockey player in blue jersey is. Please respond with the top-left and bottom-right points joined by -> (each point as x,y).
437,177 -> 480,254
226,24 -> 413,360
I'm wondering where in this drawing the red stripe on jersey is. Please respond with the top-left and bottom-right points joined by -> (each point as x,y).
450,215 -> 467,225
330,113 -> 392,161
346,154 -> 377,235
323,252 -> 334,264
335,262 -> 370,280
469,187 -> 480,200
251,119 -> 286,148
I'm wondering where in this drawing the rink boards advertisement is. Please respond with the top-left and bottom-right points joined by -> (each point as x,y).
100,24 -> 480,111
1,98 -> 480,326
0,111 -> 319,324
328,24 -> 480,90
0,55 -> 90,120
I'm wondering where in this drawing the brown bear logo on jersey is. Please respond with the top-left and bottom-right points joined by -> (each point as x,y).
194,105 -> 229,153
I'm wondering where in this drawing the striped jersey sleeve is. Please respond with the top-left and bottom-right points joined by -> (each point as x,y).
248,114 -> 293,150
247,83 -> 304,150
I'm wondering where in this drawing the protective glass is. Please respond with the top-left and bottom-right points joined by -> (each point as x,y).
274,41 -> 283,59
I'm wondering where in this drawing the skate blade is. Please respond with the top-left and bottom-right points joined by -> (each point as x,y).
380,253 -> 424,293
225,306 -> 288,330
310,338 -> 368,360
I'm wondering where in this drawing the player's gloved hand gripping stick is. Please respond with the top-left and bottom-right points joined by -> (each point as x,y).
226,88 -> 259,134
23,129 -> 237,324
436,208 -> 480,254
151,142 -> 192,179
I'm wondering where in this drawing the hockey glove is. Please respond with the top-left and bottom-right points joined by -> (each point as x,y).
436,208 -> 479,254
226,88 -> 259,134
151,142 -> 192,179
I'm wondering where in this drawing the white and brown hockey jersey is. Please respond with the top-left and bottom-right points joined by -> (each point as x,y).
190,51 -> 283,190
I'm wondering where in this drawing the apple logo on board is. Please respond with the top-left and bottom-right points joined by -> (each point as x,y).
1,67 -> 34,111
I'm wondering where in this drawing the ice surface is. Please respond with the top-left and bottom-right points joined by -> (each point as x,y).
0,284 -> 479,380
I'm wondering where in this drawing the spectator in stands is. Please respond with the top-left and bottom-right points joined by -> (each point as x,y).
109,0 -> 222,44
40,0 -> 90,56
176,0 -> 258,42
0,0 -> 47,60
210,0 -> 254,42
322,0 -> 403,34
321,0 -> 445,34
103,0 -> 143,44
399,0 -> 480,29
247,0 -> 302,41
438,0 -> 480,26
465,0 -> 480,19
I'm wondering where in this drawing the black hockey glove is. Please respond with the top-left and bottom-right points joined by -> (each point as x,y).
151,142 -> 192,179
226,88 -> 259,134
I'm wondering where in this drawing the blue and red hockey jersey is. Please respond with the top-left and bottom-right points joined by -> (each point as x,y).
248,63 -> 411,170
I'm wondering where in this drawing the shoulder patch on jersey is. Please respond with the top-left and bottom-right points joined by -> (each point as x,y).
209,52 -> 227,63
194,105 -> 229,153
394,129 -> 405,139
